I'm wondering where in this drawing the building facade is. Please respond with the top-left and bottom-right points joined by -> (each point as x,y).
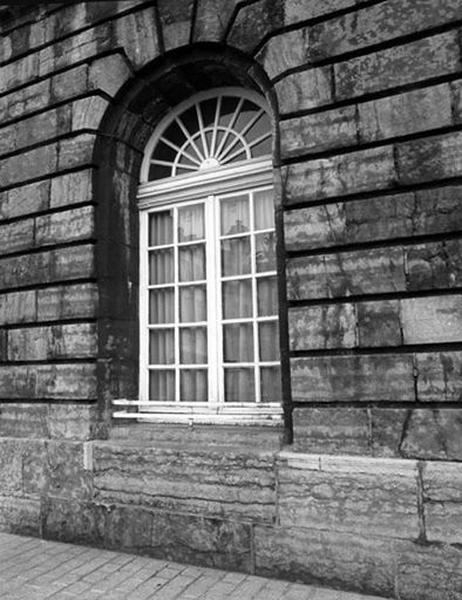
1,1 -> 462,598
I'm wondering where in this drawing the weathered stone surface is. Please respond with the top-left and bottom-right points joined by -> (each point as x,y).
0,79 -> 50,124
0,403 -> 49,439
0,54 -> 39,95
254,525 -> 395,597
36,283 -> 98,321
357,300 -> 401,347
370,408 -> 409,458
193,0 -> 240,42
283,0 -> 355,24
7,324 -> 97,361
286,247 -> 405,300
335,32 -> 460,99
0,364 -> 97,400
359,84 -> 452,142
0,245 -> 94,290
292,407 -> 371,455
71,96 -> 109,131
283,146 -> 395,204
35,206 -> 94,246
406,240 -> 462,291
291,354 -> 415,403
47,403 -> 99,440
397,131 -> 462,185
280,106 -> 357,158
278,454 -> 419,538
0,143 -> 57,188
93,443 -> 276,522
114,7 -> 160,67
401,295 -> 462,344
415,351 -> 462,402
0,180 -> 50,221
0,496 -> 41,536
51,64 -> 88,103
0,218 -> 34,254
50,169 -> 93,209
227,0 -> 283,53
396,540 -> 462,600
257,28 -> 310,80
0,439 -> 23,494
157,0 -> 193,51
275,67 -> 333,114
88,53 -> 132,97
58,133 -> 97,171
289,304 -> 357,350
0,290 -> 36,324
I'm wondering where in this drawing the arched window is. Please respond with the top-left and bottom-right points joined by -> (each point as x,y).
136,88 -> 281,423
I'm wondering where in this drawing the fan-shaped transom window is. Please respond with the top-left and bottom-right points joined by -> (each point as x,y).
113,88 -> 281,424
143,88 -> 272,181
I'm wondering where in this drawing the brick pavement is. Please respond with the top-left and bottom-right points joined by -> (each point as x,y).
0,532 -> 389,600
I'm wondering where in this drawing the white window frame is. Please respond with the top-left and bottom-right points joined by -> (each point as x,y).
113,89 -> 283,425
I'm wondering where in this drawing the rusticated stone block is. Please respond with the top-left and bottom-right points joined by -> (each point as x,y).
413,185 -> 462,234
397,131 -> 462,185
0,403 -> 49,439
452,80 -> 462,123
401,295 -> 462,344
257,29 -> 309,80
0,218 -> 34,254
395,540 -> 462,600
0,79 -> 50,123
0,53 -> 38,95
0,245 -> 94,290
0,364 -> 97,400
0,143 -> 57,188
335,32 -> 460,99
357,300 -> 401,347
415,351 -> 462,402
43,498 -> 106,547
35,206 -> 94,246
227,0 -> 283,53
278,454 -> 419,538
286,247 -> 405,300
283,146 -> 395,204
71,96 -> 109,131
0,496 -> 41,536
114,7 -> 160,67
292,407 -> 371,455
370,408 -> 409,458
283,0 -> 355,24
47,403 -> 99,440
50,169 -> 92,209
158,0 -> 193,51
193,0 -> 240,42
37,283 -> 98,321
58,133 -> 97,170
0,180 -> 50,220
88,53 -> 132,97
7,323 -> 97,361
51,64 -> 88,102
0,290 -> 36,325
405,239 -> 462,291
275,67 -> 333,114
254,525 -> 395,597
359,84 -> 452,142
291,354 -> 415,402
0,439 -> 23,494
280,106 -> 357,158
289,304 -> 356,350
422,461 -> 462,543
93,442 -> 276,522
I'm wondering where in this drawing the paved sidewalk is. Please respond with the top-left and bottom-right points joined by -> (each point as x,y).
0,532 -> 388,600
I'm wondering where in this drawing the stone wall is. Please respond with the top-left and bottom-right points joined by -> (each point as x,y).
1,1 -> 462,598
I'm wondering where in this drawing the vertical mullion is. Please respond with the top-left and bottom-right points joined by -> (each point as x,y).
139,210 -> 149,403
249,191 -> 260,403
173,207 -> 180,402
205,195 -> 219,406
215,196 -> 225,407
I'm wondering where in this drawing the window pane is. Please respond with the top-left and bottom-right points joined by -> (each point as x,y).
180,285 -> 207,322
149,329 -> 174,364
178,204 -> 204,242
180,327 -> 207,364
223,324 -> 253,362
179,244 -> 206,281
149,370 -> 175,402
260,367 -> 281,403
149,211 -> 173,246
259,322 -> 279,361
224,368 -> 255,402
255,232 -> 276,272
257,277 -> 277,316
220,195 -> 249,235
221,237 -> 251,276
254,189 -> 273,230
222,280 -> 252,319
149,289 -> 174,324
180,370 -> 208,402
149,249 -> 174,284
